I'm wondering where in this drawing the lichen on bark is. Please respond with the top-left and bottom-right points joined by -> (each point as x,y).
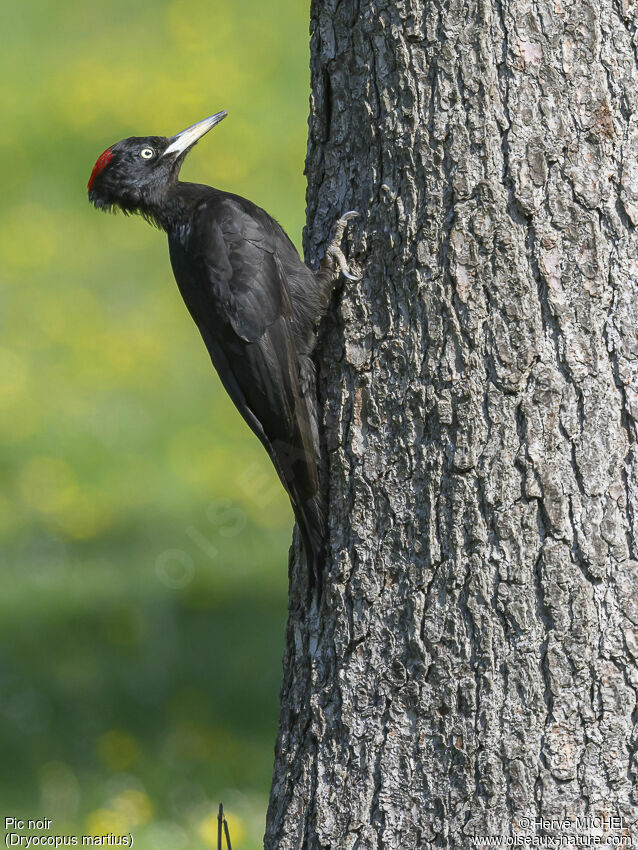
265,0 -> 638,846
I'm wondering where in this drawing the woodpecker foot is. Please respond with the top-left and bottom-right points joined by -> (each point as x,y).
322,211 -> 361,281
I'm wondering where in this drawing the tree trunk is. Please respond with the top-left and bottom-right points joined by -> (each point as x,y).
265,0 -> 638,846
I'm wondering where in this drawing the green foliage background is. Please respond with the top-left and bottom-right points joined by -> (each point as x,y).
0,1 -> 309,846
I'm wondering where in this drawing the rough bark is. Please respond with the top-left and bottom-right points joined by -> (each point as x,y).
265,0 -> 638,846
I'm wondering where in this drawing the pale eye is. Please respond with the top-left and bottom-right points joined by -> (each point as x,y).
140,148 -> 154,159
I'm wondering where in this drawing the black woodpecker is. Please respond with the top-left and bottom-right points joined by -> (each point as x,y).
87,111 -> 358,583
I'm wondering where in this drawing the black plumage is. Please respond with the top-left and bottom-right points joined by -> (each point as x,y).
88,112 -> 357,582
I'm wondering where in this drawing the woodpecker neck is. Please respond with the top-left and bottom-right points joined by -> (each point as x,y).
141,181 -> 212,232
134,182 -> 183,231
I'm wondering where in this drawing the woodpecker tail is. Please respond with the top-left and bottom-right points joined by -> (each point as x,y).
268,419 -> 325,593
292,491 -> 325,592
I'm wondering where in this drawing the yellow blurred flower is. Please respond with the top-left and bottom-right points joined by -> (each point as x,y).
198,810 -> 246,848
19,456 -> 78,514
53,496 -> 113,541
85,808 -> 128,837
97,729 -> 140,772
18,457 -> 113,539
112,789 -> 153,827
85,791 -> 152,838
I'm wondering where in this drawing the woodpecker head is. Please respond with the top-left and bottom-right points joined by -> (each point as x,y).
87,111 -> 227,217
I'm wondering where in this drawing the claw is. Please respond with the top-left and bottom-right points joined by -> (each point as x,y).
328,246 -> 360,280
322,211 -> 361,280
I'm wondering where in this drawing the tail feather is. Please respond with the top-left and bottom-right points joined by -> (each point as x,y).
292,492 -> 325,591
266,434 -> 325,589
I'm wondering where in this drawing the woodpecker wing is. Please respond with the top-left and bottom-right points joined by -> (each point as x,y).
195,198 -> 293,343
168,193 -> 324,574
